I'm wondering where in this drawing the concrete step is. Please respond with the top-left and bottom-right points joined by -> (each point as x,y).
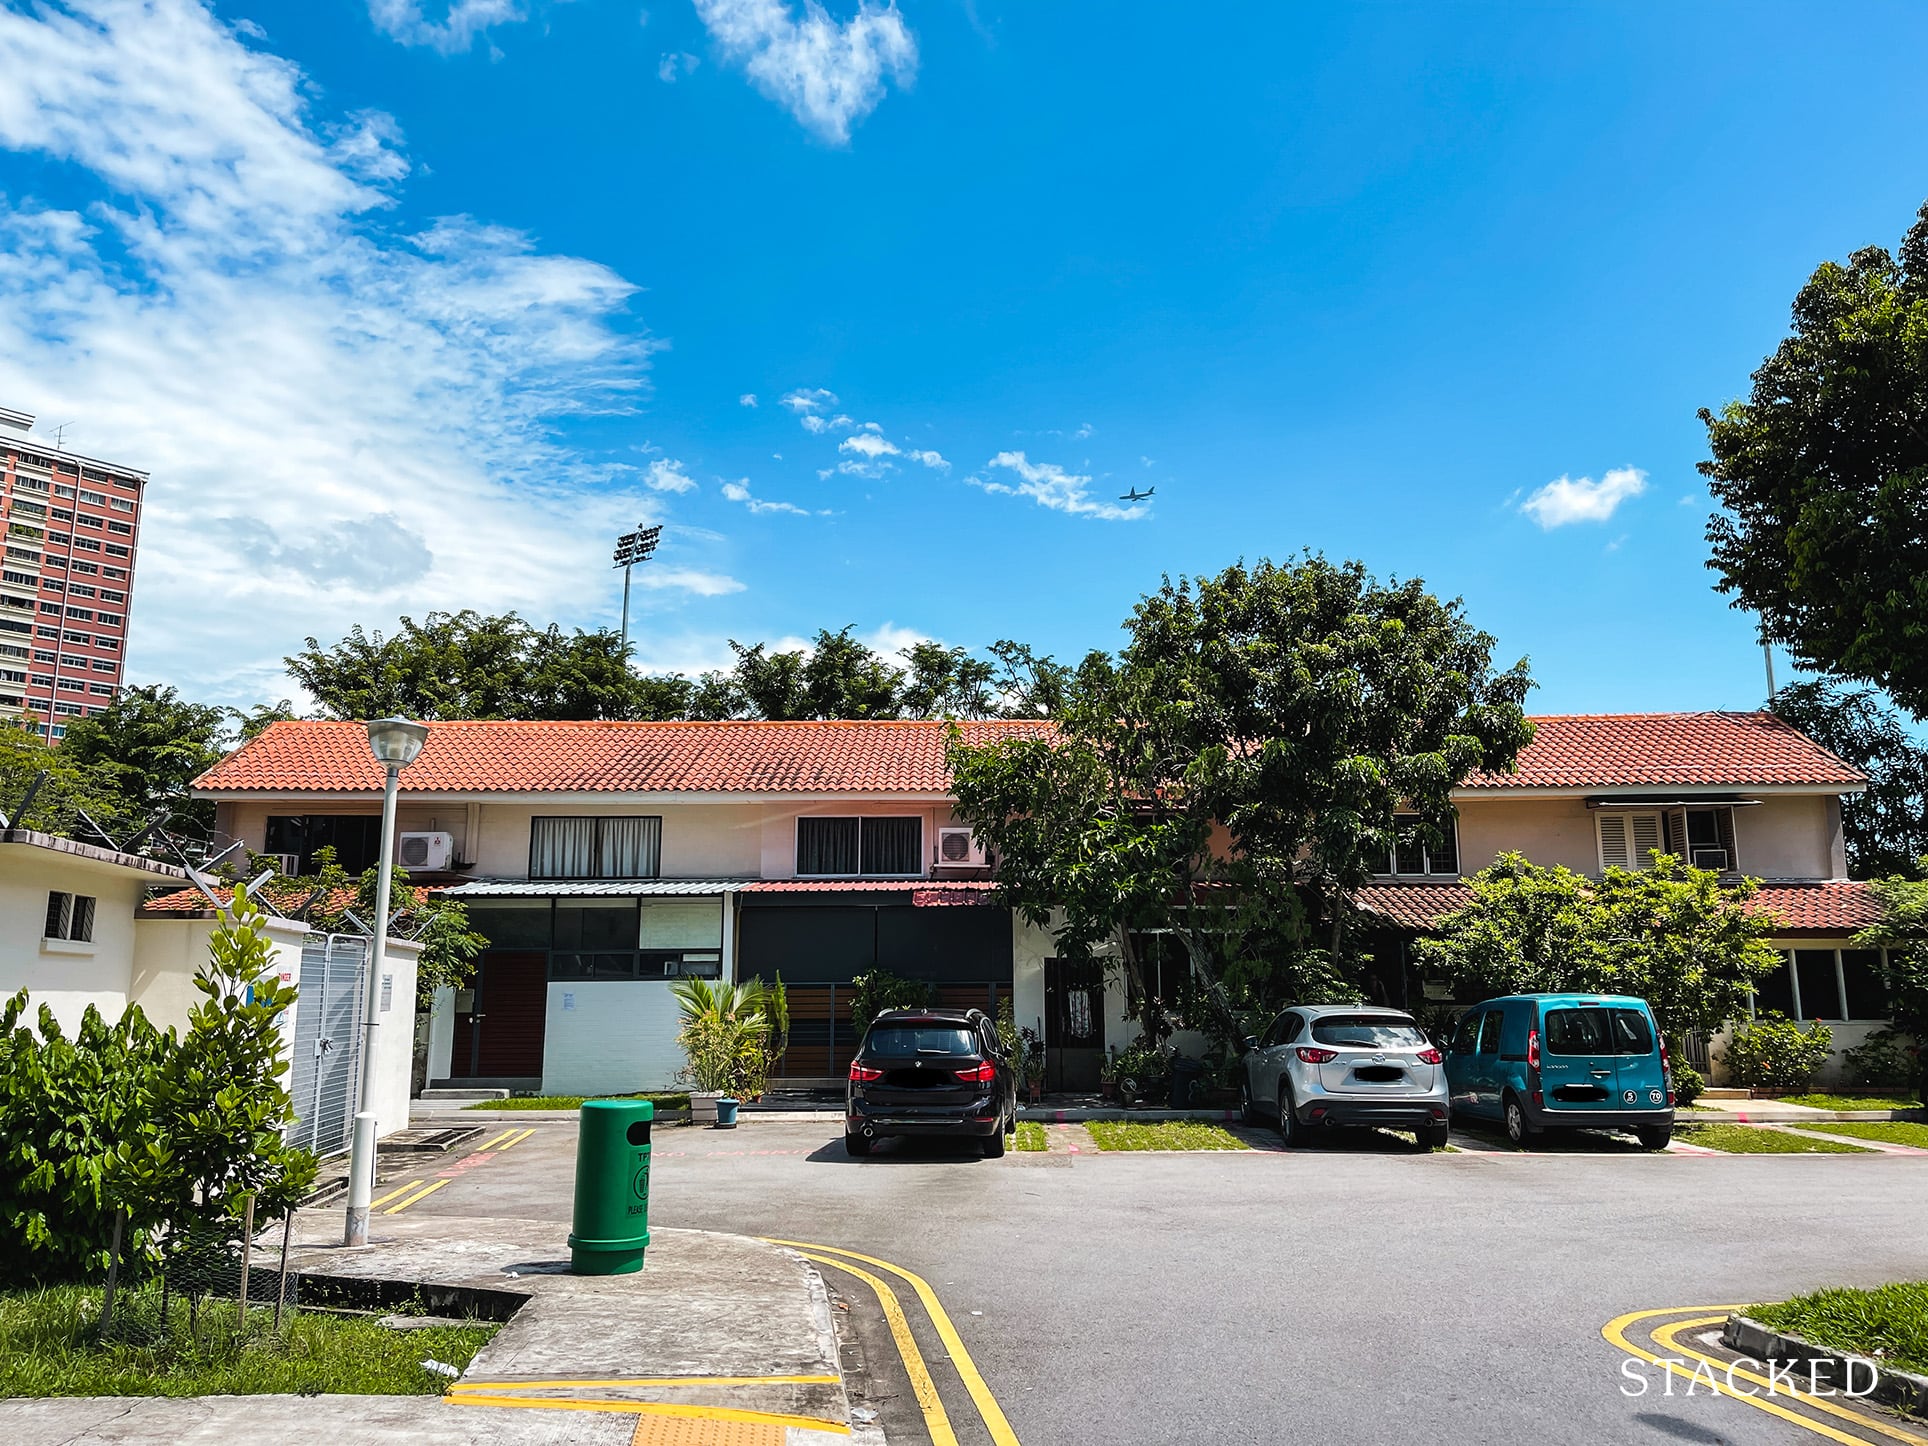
417,1087 -> 509,1102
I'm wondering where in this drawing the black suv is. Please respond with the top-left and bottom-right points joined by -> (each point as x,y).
845,1008 -> 1016,1158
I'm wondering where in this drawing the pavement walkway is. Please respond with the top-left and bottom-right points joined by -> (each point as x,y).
1,1214 -> 874,1446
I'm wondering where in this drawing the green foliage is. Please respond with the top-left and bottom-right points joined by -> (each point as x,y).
113,892 -> 316,1233
1083,1120 -> 1249,1151
0,1282 -> 498,1397
1011,1121 -> 1048,1152
670,979 -> 769,1095
1771,681 -> 1928,879
1677,1123 -> 1869,1154
1842,1029 -> 1918,1089
56,685 -> 230,832
1702,200 -> 1928,714
0,995 -> 170,1286
1748,1281 -> 1928,1376
1858,874 -> 1928,1047
849,970 -> 932,1028
1415,852 -> 1782,1041
0,718 -> 137,843
1720,1013 -> 1836,1092
1671,1060 -> 1705,1108
952,555 -> 1534,1043
289,848 -> 485,1004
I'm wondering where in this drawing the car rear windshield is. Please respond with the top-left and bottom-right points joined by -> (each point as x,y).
1309,1016 -> 1426,1047
863,1025 -> 978,1058
1543,1006 -> 1656,1056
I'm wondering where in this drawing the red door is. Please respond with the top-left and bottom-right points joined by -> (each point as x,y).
456,951 -> 547,1079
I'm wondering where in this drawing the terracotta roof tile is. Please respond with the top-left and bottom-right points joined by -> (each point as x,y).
140,883 -> 426,916
1353,878 -> 1881,935
1469,712 -> 1862,790
193,719 -> 1055,796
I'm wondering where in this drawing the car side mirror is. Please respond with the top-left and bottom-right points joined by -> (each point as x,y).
1240,1036 -> 1258,1052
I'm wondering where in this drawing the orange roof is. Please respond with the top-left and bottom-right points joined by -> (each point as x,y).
140,883 -> 428,917
194,719 -> 1055,796
1467,712 -> 1862,791
191,711 -> 1859,798
1354,878 -> 1881,935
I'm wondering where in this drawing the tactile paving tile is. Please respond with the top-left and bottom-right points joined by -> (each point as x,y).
628,1413 -> 787,1446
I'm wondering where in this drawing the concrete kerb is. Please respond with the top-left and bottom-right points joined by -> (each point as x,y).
1723,1313 -> 1928,1414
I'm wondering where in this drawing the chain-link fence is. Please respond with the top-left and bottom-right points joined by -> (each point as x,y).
97,1195 -> 301,1341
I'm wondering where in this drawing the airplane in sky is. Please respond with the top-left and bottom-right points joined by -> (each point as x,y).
1118,486 -> 1155,502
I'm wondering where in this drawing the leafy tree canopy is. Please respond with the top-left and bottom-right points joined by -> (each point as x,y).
56,684 -> 230,831
1858,873 -> 1928,1053
1772,679 -> 1928,879
1415,852 -> 1783,1042
951,556 -> 1535,1037
1704,200 -> 1928,715
0,719 -> 138,843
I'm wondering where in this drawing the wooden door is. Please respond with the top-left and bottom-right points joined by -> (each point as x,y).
460,951 -> 547,1079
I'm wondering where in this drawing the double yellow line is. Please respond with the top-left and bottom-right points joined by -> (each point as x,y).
374,1127 -> 536,1214
768,1238 -> 1022,1446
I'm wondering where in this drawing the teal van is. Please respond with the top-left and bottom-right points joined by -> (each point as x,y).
1444,994 -> 1674,1150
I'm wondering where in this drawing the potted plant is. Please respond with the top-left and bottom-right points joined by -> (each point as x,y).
1098,1049 -> 1119,1100
672,979 -> 768,1125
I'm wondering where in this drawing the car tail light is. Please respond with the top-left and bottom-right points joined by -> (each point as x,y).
1526,1029 -> 1540,1071
849,1062 -> 884,1082
954,1061 -> 997,1083
1415,1047 -> 1443,1065
1295,1046 -> 1338,1064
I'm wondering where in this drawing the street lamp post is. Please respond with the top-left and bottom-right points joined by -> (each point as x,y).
343,716 -> 430,1247
613,524 -> 662,656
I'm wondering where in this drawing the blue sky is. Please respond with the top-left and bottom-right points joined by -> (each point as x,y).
2,2 -> 1926,713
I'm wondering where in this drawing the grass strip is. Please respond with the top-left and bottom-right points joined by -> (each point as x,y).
1792,1120 -> 1928,1149
1083,1120 -> 1250,1151
1677,1123 -> 1872,1154
0,1284 -> 497,1398
1011,1121 -> 1048,1152
1748,1281 -> 1928,1377
1778,1094 -> 1923,1112
465,1091 -> 690,1112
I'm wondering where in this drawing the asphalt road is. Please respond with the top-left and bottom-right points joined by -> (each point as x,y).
394,1117 -> 1927,1446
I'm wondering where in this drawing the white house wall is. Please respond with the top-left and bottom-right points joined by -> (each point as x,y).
539,980 -> 688,1096
0,848 -> 147,1033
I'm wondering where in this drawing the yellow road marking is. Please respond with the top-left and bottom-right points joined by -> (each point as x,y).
1604,1307 -> 1877,1446
445,1395 -> 847,1431
475,1128 -> 518,1151
801,1252 -> 957,1446
368,1179 -> 422,1209
384,1178 -> 452,1214
493,1127 -> 536,1151
450,1375 -> 840,1392
772,1240 -> 1022,1446
1651,1314 -> 1928,1445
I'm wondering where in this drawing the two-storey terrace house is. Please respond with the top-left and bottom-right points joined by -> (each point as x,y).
191,710 -> 1889,1096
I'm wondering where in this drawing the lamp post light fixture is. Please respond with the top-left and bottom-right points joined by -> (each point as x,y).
613,524 -> 662,656
343,716 -> 431,1247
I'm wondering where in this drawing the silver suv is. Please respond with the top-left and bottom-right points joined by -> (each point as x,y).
1240,1005 -> 1451,1148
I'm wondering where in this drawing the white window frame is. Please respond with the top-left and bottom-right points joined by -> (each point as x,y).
1376,813 -> 1461,878
794,815 -> 925,878
1596,811 -> 1665,872
44,890 -> 96,942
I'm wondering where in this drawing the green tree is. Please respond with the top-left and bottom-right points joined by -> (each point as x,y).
899,641 -> 998,718
284,847 -> 485,1004
951,556 -> 1535,1038
114,891 -> 316,1234
985,639 -> 1071,718
1771,679 -> 1928,879
1416,852 -> 1783,1042
57,684 -> 231,831
1703,200 -> 1928,715
1857,872 -> 1928,1093
0,718 -> 136,843
235,699 -> 304,742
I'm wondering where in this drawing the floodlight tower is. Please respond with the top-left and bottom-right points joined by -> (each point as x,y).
613,524 -> 663,655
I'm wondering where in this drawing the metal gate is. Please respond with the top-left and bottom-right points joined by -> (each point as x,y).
286,935 -> 367,1158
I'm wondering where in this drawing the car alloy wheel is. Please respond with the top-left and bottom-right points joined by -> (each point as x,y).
1504,1097 -> 1530,1148
1278,1084 -> 1306,1147
1238,1077 -> 1257,1125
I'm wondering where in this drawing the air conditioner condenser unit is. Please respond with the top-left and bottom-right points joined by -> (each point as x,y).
934,826 -> 989,868
398,831 -> 455,870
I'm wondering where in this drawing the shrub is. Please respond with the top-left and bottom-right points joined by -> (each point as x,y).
1843,1029 -> 1918,1090
670,980 -> 769,1096
849,970 -> 931,1029
1721,1014 -> 1835,1092
1671,1059 -> 1705,1108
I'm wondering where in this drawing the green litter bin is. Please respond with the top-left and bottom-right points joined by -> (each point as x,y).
568,1099 -> 652,1275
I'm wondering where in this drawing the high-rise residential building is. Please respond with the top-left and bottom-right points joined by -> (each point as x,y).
0,408 -> 147,740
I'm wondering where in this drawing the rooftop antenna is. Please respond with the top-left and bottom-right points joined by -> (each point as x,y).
49,421 -> 75,450
1759,615 -> 1777,706
612,523 -> 662,658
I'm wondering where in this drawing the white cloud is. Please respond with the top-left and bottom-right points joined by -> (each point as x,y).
1073,421 -> 1093,439
738,391 -> 758,407
977,451 -> 1144,521
721,477 -> 809,515
1519,466 -> 1648,528
906,447 -> 947,471
780,385 -> 837,413
658,50 -> 700,82
0,0 -> 739,706
799,411 -> 855,434
692,0 -> 916,144
366,0 -> 523,53
839,431 -> 898,460
645,458 -> 698,493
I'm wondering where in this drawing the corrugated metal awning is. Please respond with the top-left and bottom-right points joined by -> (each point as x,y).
438,879 -> 755,897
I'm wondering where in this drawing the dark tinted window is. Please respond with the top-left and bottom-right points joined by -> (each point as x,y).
1451,1014 -> 1481,1054
1754,954 -> 1795,1017
554,902 -> 640,951
1280,1014 -> 1306,1044
1841,950 -> 1888,1021
1260,1013 -> 1288,1048
550,953 -> 638,981
464,906 -> 552,950
1610,1008 -> 1655,1055
1543,1008 -> 1613,1055
863,1025 -> 977,1057
1310,1015 -> 1426,1047
1477,1013 -> 1503,1054
1794,950 -> 1843,1020
860,817 -> 923,875
797,817 -> 860,874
